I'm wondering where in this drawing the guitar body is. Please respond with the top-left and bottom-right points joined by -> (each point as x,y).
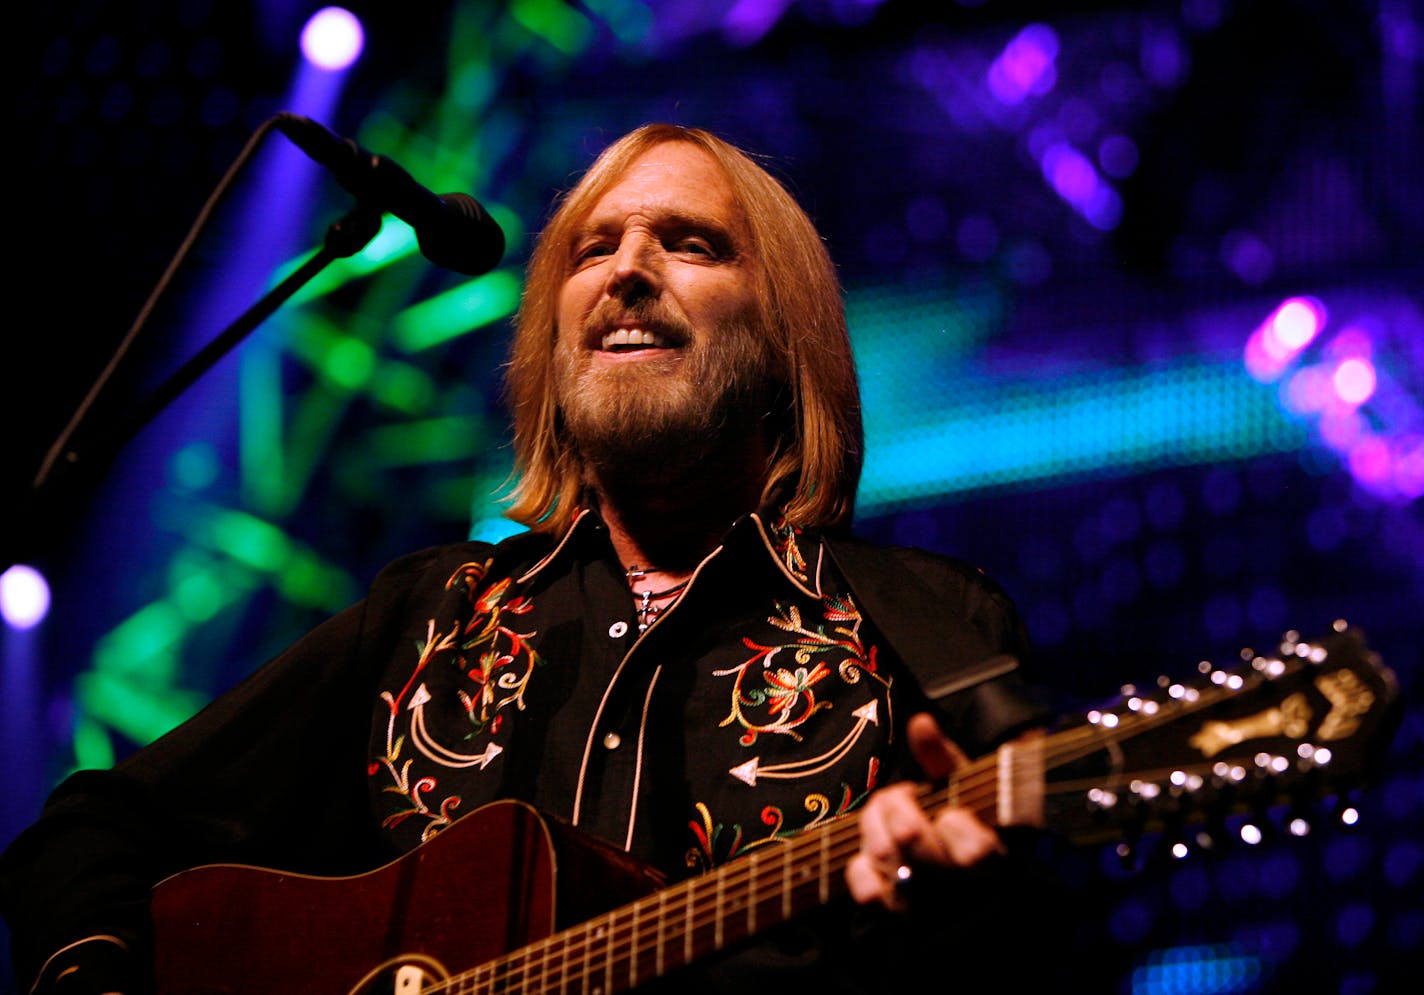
151,799 -> 661,995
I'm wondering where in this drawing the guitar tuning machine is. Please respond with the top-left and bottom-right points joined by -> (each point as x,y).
1251,655 -> 1290,679
1333,794 -> 1362,827
1253,752 -> 1292,775
1086,709 -> 1122,729
1168,769 -> 1205,793
1211,761 -> 1250,784
1296,742 -> 1333,768
1086,787 -> 1118,810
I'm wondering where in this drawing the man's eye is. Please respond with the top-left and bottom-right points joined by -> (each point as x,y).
575,243 -> 614,263
672,238 -> 715,256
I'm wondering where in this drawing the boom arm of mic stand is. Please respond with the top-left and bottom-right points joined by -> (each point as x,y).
6,202 -> 384,571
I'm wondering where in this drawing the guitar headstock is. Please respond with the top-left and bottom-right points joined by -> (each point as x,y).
1043,621 -> 1402,853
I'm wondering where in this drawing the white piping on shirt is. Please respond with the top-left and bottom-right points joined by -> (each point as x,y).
623,664 -> 664,850
570,542 -> 722,834
748,513 -> 822,600
516,508 -> 592,585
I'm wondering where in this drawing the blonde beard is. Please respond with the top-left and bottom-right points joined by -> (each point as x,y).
556,322 -> 779,480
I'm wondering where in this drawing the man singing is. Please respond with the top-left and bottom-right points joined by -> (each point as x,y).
1,124 -> 1052,994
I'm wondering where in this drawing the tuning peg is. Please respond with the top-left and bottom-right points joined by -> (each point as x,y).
1333,795 -> 1362,827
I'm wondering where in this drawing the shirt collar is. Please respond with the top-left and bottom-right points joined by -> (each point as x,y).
515,506 -> 601,585
515,502 -> 826,600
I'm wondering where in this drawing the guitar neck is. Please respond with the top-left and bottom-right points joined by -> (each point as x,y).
435,757 -> 1018,995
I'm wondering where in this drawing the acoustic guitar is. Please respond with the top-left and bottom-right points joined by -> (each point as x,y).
151,623 -> 1400,994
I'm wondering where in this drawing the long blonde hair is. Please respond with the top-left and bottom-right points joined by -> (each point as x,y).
504,124 -> 862,534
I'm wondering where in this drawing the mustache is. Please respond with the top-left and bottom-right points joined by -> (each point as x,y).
582,299 -> 692,344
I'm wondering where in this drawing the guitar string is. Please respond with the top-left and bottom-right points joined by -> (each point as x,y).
425,773 -> 1001,993
426,827 -> 875,994
427,667 -> 1284,993
427,731 -> 1148,993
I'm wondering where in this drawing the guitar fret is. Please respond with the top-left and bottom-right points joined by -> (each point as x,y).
655,889 -> 667,978
602,909 -> 614,995
714,866 -> 725,950
559,927 -> 571,995
818,827 -> 829,903
781,843 -> 792,919
683,875 -> 695,964
631,900 -> 640,989
581,920 -> 593,995
747,849 -> 758,934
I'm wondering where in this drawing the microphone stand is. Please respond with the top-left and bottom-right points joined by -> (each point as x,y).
4,115 -> 385,572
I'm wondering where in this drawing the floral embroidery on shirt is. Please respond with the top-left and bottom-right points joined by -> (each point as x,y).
372,558 -> 542,841
716,594 -> 886,746
448,569 -> 542,732
685,762 -> 879,871
765,515 -> 812,584
685,591 -> 892,870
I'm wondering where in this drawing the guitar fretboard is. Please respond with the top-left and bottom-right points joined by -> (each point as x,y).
432,776 -> 992,994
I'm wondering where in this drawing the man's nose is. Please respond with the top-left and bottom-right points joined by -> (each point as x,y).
605,233 -> 661,299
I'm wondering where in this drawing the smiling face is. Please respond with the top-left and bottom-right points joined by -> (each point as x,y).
553,141 -> 781,476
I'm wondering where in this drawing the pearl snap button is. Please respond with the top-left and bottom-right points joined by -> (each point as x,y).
603,732 -> 621,750
608,621 -> 628,638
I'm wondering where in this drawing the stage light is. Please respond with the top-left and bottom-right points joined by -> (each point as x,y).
1,564 -> 50,630
1245,296 -> 1326,383
988,24 -> 1058,105
390,269 -> 523,353
1333,357 -> 1377,405
1039,141 -> 1123,230
300,7 -> 364,71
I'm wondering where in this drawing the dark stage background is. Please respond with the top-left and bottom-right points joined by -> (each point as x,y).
5,2 -> 1422,993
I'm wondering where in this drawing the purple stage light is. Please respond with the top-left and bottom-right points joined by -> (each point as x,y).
1396,436 -> 1424,499
988,24 -> 1058,105
1245,296 -> 1326,382
1039,141 -> 1123,230
1044,142 -> 1097,203
1347,434 -> 1392,489
1,564 -> 51,630
1334,357 -> 1378,406
300,7 -> 364,71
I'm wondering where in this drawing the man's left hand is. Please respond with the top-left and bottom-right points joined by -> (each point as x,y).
845,712 -> 1005,911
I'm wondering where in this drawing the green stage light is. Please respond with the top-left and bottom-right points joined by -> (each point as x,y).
280,225 -> 422,306
324,337 -> 377,389
91,601 -> 186,681
206,509 -> 292,572
370,362 -> 439,415
511,0 -> 594,55
390,269 -> 522,352
76,669 -> 210,747
363,415 -> 491,466
72,716 -> 116,772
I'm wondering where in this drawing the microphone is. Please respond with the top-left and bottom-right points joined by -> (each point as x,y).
274,112 -> 505,276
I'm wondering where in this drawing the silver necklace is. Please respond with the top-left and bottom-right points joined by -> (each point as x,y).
625,565 -> 689,631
